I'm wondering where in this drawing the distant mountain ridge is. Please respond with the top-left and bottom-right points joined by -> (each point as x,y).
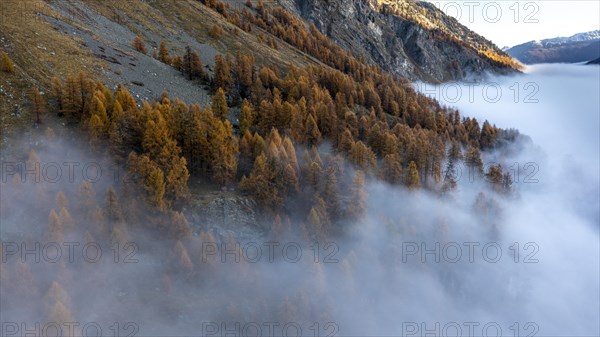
506,30 -> 600,64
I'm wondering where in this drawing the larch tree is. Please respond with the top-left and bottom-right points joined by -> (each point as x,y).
465,145 -> 484,179
158,40 -> 171,64
382,154 -> 403,184
50,77 -> 64,113
305,114 -> 322,146
485,164 -> 504,193
443,141 -> 462,192
45,301 -> 74,330
172,241 -> 194,273
239,99 -> 254,134
405,161 -> 421,190
211,120 -> 238,185
182,46 -> 204,80
77,180 -> 97,216
172,55 -> 183,71
214,54 -> 232,91
346,170 -> 367,221
55,191 -> 68,212
323,165 -> 340,218
166,156 -> 190,204
128,152 -> 167,211
31,88 -> 46,124
190,50 -> 204,80
104,187 -> 123,224
48,209 -> 64,242
132,36 -> 147,54
169,211 -> 192,241
1,52 -> 15,73
212,88 -> 229,121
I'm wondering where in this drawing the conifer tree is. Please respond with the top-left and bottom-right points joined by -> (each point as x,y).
48,209 -> 64,242
182,46 -> 204,80
214,54 -> 232,91
190,50 -> 204,80
323,165 -> 340,218
305,114 -> 322,146
346,170 -> 367,221
1,52 -> 15,73
128,152 -> 167,210
132,36 -> 147,54
105,187 -> 123,224
239,99 -> 254,134
382,154 -> 403,184
465,145 -> 484,178
51,77 -> 64,113
405,161 -> 421,190
158,40 -> 171,64
212,88 -> 229,120
31,88 -> 46,124
59,207 -> 75,230
485,164 -> 504,193
172,55 -> 182,71
173,241 -> 194,273
166,156 -> 190,203
55,191 -> 68,211
211,120 -> 238,184
77,181 -> 97,216
169,211 -> 192,241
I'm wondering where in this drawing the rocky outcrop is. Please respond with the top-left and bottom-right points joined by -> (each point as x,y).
187,191 -> 265,243
284,0 -> 519,82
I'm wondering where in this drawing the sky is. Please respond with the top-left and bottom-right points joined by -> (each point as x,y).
423,0 -> 600,47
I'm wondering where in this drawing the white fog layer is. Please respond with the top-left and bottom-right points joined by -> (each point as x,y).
412,63 -> 600,336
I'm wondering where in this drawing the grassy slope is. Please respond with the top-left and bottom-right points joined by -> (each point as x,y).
0,0 -> 325,145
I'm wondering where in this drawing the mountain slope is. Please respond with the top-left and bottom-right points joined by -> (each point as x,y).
587,57 -> 600,65
506,30 -> 600,64
283,0 -> 521,82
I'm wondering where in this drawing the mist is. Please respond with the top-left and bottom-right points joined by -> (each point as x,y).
1,64 -> 599,337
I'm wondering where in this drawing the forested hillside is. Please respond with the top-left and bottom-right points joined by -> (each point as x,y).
1,1 -> 527,335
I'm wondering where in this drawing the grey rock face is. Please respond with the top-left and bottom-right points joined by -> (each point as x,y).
287,0 -> 517,82
188,193 -> 265,243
